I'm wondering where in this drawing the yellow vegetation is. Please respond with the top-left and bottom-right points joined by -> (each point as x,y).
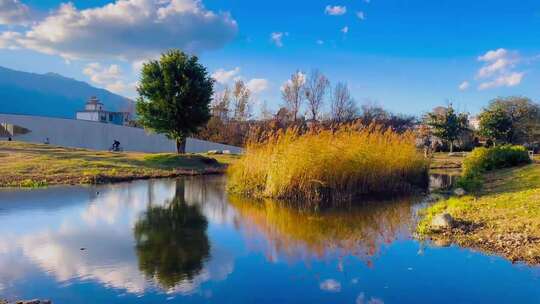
227,125 -> 429,204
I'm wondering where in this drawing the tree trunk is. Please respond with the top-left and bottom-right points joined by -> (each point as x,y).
449,141 -> 454,153
176,137 -> 186,154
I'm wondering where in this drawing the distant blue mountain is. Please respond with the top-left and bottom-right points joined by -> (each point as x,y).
0,66 -> 132,119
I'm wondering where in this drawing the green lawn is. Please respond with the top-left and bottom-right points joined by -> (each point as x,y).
0,141 -> 240,187
418,161 -> 540,264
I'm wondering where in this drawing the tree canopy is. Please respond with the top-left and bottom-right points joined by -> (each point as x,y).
479,96 -> 540,145
136,49 -> 213,153
424,104 -> 468,152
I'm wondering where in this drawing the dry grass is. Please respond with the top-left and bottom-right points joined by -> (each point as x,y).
227,125 -> 429,205
0,141 -> 239,187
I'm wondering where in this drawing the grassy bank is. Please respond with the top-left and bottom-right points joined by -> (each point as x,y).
227,126 -> 429,205
418,161 -> 540,264
0,141 -> 239,187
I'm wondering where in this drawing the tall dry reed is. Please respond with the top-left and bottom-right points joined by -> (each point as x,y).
227,125 -> 429,205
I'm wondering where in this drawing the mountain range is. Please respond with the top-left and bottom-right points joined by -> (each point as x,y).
0,66 -> 132,119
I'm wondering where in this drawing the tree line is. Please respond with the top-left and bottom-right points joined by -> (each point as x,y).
422,97 -> 540,153
134,49 -> 540,153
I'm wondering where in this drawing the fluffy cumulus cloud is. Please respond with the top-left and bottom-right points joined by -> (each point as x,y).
0,0 -> 238,61
83,62 -> 134,95
476,48 -> 523,90
478,72 -> 524,90
0,0 -> 30,25
356,11 -> 366,20
212,67 -> 269,94
246,78 -> 269,94
211,67 -> 241,84
341,26 -> 349,34
325,5 -> 347,16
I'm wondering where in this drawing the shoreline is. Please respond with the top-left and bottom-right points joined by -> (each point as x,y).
418,161 -> 540,265
0,141 -> 237,188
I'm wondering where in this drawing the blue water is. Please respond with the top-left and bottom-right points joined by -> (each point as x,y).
0,177 -> 539,303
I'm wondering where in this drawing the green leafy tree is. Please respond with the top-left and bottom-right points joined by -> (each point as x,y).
481,96 -> 540,144
478,105 -> 512,144
136,49 -> 213,153
425,104 -> 468,153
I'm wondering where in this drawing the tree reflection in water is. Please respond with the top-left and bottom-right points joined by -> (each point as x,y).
134,179 -> 210,289
229,195 -> 417,265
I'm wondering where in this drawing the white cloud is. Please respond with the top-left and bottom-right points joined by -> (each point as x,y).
212,67 -> 269,94
478,72 -> 524,90
325,5 -> 347,16
356,11 -> 366,20
0,0 -> 30,25
475,48 -> 524,89
211,67 -> 241,84
478,48 -> 508,62
0,0 -> 238,61
458,81 -> 470,91
316,39 -> 324,45
319,279 -> 341,292
280,71 -> 306,92
83,62 -> 132,95
341,26 -> 349,34
271,32 -> 287,47
246,78 -> 269,94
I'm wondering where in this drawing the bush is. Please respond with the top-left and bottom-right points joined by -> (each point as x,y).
459,145 -> 531,191
227,125 -> 429,205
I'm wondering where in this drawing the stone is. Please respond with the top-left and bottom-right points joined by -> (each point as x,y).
453,187 -> 466,196
222,150 -> 232,154
430,213 -> 455,230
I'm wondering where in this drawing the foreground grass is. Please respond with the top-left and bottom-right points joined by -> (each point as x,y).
418,162 -> 540,264
0,141 -> 240,187
228,126 -> 429,205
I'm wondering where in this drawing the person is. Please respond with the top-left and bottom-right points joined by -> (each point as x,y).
44,138 -> 50,144
112,140 -> 121,151
7,137 -> 12,141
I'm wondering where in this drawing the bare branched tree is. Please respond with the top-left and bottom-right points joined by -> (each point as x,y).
330,82 -> 358,123
281,70 -> 305,121
304,69 -> 330,121
232,80 -> 251,121
211,87 -> 231,121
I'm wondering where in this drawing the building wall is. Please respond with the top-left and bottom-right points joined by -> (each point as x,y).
76,112 -> 100,122
0,113 -> 243,154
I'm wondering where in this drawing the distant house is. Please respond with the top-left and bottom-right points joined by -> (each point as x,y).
76,96 -> 130,126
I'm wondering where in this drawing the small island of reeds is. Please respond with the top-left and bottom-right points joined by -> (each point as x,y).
227,125 -> 429,205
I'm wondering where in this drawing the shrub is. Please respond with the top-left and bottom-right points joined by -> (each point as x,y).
459,145 -> 531,191
227,125 -> 429,205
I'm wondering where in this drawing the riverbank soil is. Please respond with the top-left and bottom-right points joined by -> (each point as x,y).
0,141 -> 239,187
418,161 -> 540,264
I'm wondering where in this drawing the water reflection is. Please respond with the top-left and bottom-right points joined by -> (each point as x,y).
229,195 -> 416,264
0,178 -> 233,298
1,177 -> 539,303
134,180 -> 211,290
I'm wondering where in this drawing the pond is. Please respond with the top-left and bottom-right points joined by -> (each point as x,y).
0,176 -> 539,303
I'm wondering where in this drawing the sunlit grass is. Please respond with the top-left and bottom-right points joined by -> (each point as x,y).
0,141 -> 232,187
227,125 -> 429,204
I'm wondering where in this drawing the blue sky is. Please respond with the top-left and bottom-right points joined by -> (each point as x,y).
1,0 -> 540,116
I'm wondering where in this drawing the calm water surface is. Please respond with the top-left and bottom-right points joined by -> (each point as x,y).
0,176 -> 539,303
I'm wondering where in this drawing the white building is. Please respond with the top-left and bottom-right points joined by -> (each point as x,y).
76,96 -> 130,126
